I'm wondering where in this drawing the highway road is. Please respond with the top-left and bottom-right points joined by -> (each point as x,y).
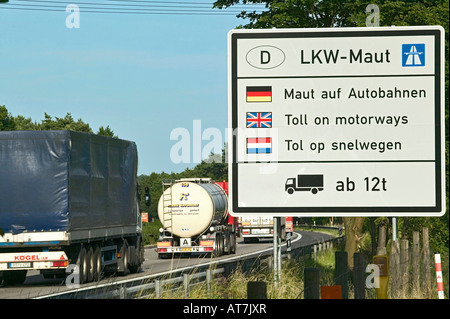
0,230 -> 335,299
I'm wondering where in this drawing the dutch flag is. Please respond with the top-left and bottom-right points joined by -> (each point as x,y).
246,137 -> 272,154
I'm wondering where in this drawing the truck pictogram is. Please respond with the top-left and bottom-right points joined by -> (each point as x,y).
285,174 -> 324,195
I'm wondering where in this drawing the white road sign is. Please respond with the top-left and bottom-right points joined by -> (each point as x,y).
228,26 -> 445,217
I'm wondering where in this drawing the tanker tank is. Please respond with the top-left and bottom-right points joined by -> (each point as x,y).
157,179 -> 228,238
156,178 -> 236,258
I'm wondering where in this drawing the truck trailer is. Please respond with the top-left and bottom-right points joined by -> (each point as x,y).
0,131 -> 144,286
156,178 -> 236,258
240,216 -> 287,243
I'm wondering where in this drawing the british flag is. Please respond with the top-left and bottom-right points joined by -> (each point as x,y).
246,112 -> 272,128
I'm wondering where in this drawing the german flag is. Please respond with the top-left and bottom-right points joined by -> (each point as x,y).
246,86 -> 272,102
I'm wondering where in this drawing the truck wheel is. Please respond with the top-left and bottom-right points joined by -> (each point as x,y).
311,188 -> 318,194
76,245 -> 87,284
92,244 -> 102,281
287,188 -> 294,194
223,233 -> 230,254
230,233 -> 236,254
86,245 -> 94,283
213,234 -> 223,257
129,237 -> 143,274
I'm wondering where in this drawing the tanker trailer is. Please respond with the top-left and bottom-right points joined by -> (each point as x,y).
156,178 -> 236,258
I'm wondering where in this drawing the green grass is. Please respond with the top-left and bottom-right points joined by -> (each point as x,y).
139,226 -> 447,299
144,249 -> 339,299
141,247 -> 446,299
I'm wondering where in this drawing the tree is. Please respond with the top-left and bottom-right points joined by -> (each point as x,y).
38,112 -> 92,132
0,105 -> 118,138
0,105 -> 16,131
97,125 -> 117,138
12,115 -> 38,131
214,0 -> 358,28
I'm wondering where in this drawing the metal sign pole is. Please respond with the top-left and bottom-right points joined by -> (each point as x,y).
273,217 -> 278,284
273,217 -> 281,285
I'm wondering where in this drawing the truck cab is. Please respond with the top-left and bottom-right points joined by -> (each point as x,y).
285,178 -> 296,194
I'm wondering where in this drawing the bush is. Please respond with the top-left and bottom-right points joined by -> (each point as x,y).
142,219 -> 162,246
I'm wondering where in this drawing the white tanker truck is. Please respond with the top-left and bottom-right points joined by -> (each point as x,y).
156,178 -> 237,258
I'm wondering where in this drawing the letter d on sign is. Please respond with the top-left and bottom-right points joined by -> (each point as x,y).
261,51 -> 271,64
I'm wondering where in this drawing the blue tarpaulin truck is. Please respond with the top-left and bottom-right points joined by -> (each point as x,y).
0,131 -> 144,286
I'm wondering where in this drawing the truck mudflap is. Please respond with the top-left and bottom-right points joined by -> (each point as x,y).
0,251 -> 68,270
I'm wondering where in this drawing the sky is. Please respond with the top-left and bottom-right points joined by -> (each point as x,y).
0,0 -> 264,175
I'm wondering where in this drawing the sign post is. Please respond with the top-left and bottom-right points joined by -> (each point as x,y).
273,217 -> 282,284
228,26 -> 445,217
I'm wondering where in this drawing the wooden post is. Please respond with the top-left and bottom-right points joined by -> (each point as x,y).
335,251 -> 348,299
422,227 -> 431,298
377,225 -> 387,255
400,238 -> 409,296
412,231 -> 420,294
304,268 -> 320,299
247,281 -> 267,299
155,279 -> 161,298
353,252 -> 365,299
183,273 -> 189,298
389,240 -> 400,298
206,269 -> 212,295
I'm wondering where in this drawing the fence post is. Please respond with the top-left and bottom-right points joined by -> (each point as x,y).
247,281 -> 267,299
304,268 -> 320,299
435,254 -> 445,299
377,225 -> 387,255
155,279 -> 161,298
335,251 -> 348,299
412,231 -> 420,294
183,274 -> 189,298
422,227 -> 431,298
353,252 -> 365,299
400,238 -> 409,296
389,240 -> 400,298
206,269 -> 212,295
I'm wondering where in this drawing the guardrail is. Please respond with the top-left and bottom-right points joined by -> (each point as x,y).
38,264 -> 227,299
39,231 -> 343,299
92,267 -> 225,299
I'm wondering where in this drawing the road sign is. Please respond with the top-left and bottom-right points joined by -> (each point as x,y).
228,26 -> 445,217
